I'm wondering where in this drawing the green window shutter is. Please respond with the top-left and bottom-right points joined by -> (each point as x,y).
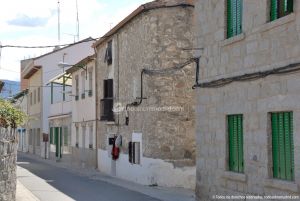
236,0 -> 243,35
228,114 -> 243,173
278,113 -> 286,179
284,112 -> 292,180
232,115 -> 238,172
51,82 -> 54,104
271,112 -> 294,181
287,0 -> 293,13
227,0 -> 233,38
50,127 -> 53,144
228,116 -> 235,171
237,115 -> 244,172
270,0 -> 278,21
289,112 -> 294,180
271,114 -> 280,178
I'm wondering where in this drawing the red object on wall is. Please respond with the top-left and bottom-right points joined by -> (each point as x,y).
112,145 -> 119,160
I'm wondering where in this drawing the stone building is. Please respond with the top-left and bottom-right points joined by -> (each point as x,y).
194,0 -> 300,199
93,0 -> 196,189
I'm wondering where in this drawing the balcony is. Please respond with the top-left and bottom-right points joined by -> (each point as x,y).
100,98 -> 114,121
49,101 -> 72,118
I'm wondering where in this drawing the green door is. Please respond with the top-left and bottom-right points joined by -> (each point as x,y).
55,127 -> 62,158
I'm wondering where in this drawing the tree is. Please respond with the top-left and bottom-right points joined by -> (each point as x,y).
0,99 -> 26,128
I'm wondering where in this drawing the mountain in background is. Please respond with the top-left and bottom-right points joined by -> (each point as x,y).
0,80 -> 20,99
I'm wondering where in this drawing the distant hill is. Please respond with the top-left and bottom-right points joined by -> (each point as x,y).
0,80 -> 20,99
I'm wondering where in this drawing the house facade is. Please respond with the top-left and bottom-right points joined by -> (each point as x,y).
12,89 -> 29,152
194,0 -> 300,199
66,55 -> 97,168
94,0 -> 196,189
21,38 -> 95,159
22,65 -> 42,157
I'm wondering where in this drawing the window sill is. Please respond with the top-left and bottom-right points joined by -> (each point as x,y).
264,179 -> 298,193
220,33 -> 245,47
222,171 -> 247,182
105,121 -> 116,125
252,13 -> 295,34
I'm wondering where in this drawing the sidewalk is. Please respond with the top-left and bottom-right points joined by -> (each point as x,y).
17,152 -> 195,201
17,165 -> 74,201
16,180 -> 40,201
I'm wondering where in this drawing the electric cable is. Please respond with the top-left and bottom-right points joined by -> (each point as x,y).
193,61 -> 300,88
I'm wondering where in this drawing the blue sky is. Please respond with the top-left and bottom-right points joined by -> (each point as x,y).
0,0 -> 152,81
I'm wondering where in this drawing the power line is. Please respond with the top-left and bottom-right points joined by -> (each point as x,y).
0,37 -> 98,49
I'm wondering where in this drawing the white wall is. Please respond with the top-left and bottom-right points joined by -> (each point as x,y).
33,40 -> 94,135
98,149 -> 196,189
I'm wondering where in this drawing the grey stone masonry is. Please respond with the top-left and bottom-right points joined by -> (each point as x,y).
194,0 -> 300,200
0,128 -> 18,201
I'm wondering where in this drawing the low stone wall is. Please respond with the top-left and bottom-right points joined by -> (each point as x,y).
0,128 -> 18,201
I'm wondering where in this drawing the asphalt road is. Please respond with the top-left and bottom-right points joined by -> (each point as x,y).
17,154 -> 162,201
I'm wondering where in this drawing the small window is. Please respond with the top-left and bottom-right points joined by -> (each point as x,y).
270,0 -> 293,21
34,90 -> 36,104
63,126 -> 68,146
228,114 -> 244,173
104,41 -> 112,65
50,127 -> 54,144
38,87 -> 40,102
30,92 -> 32,105
271,112 -> 294,181
75,126 -> 79,147
89,125 -> 93,149
75,75 -> 79,101
88,69 -> 93,97
81,72 -> 85,99
227,0 -> 243,38
129,141 -> 141,164
82,126 -> 86,148
36,128 -> 40,146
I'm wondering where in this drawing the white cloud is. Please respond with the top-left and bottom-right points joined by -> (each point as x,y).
0,0 -> 152,81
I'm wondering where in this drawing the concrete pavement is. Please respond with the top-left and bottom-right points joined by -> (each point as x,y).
17,152 -> 195,201
16,180 -> 39,201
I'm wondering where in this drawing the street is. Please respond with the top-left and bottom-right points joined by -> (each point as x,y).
17,154 -> 163,201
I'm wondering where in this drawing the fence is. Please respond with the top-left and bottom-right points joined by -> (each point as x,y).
0,127 -> 18,201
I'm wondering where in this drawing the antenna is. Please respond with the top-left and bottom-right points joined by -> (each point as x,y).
57,1 -> 61,44
76,0 -> 79,41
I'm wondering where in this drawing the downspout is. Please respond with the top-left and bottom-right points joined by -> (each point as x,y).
93,46 -> 98,169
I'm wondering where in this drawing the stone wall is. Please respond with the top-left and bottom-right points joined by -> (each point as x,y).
96,2 -> 196,188
194,0 -> 300,200
0,128 -> 18,201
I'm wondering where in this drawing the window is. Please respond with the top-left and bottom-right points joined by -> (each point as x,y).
88,69 -> 93,97
89,125 -> 93,149
227,0 -> 243,38
228,114 -> 244,173
82,126 -> 86,148
81,72 -> 85,99
38,87 -> 40,102
100,79 -> 114,121
271,112 -> 294,181
30,92 -> 32,105
104,41 -> 112,65
63,126 -> 68,146
75,75 -> 79,101
270,0 -> 293,21
29,129 -> 33,145
36,128 -> 40,146
129,142 -> 141,164
50,127 -> 54,144
75,126 -> 79,147
34,90 -> 36,104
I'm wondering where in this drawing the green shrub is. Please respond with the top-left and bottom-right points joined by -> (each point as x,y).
0,99 -> 27,128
